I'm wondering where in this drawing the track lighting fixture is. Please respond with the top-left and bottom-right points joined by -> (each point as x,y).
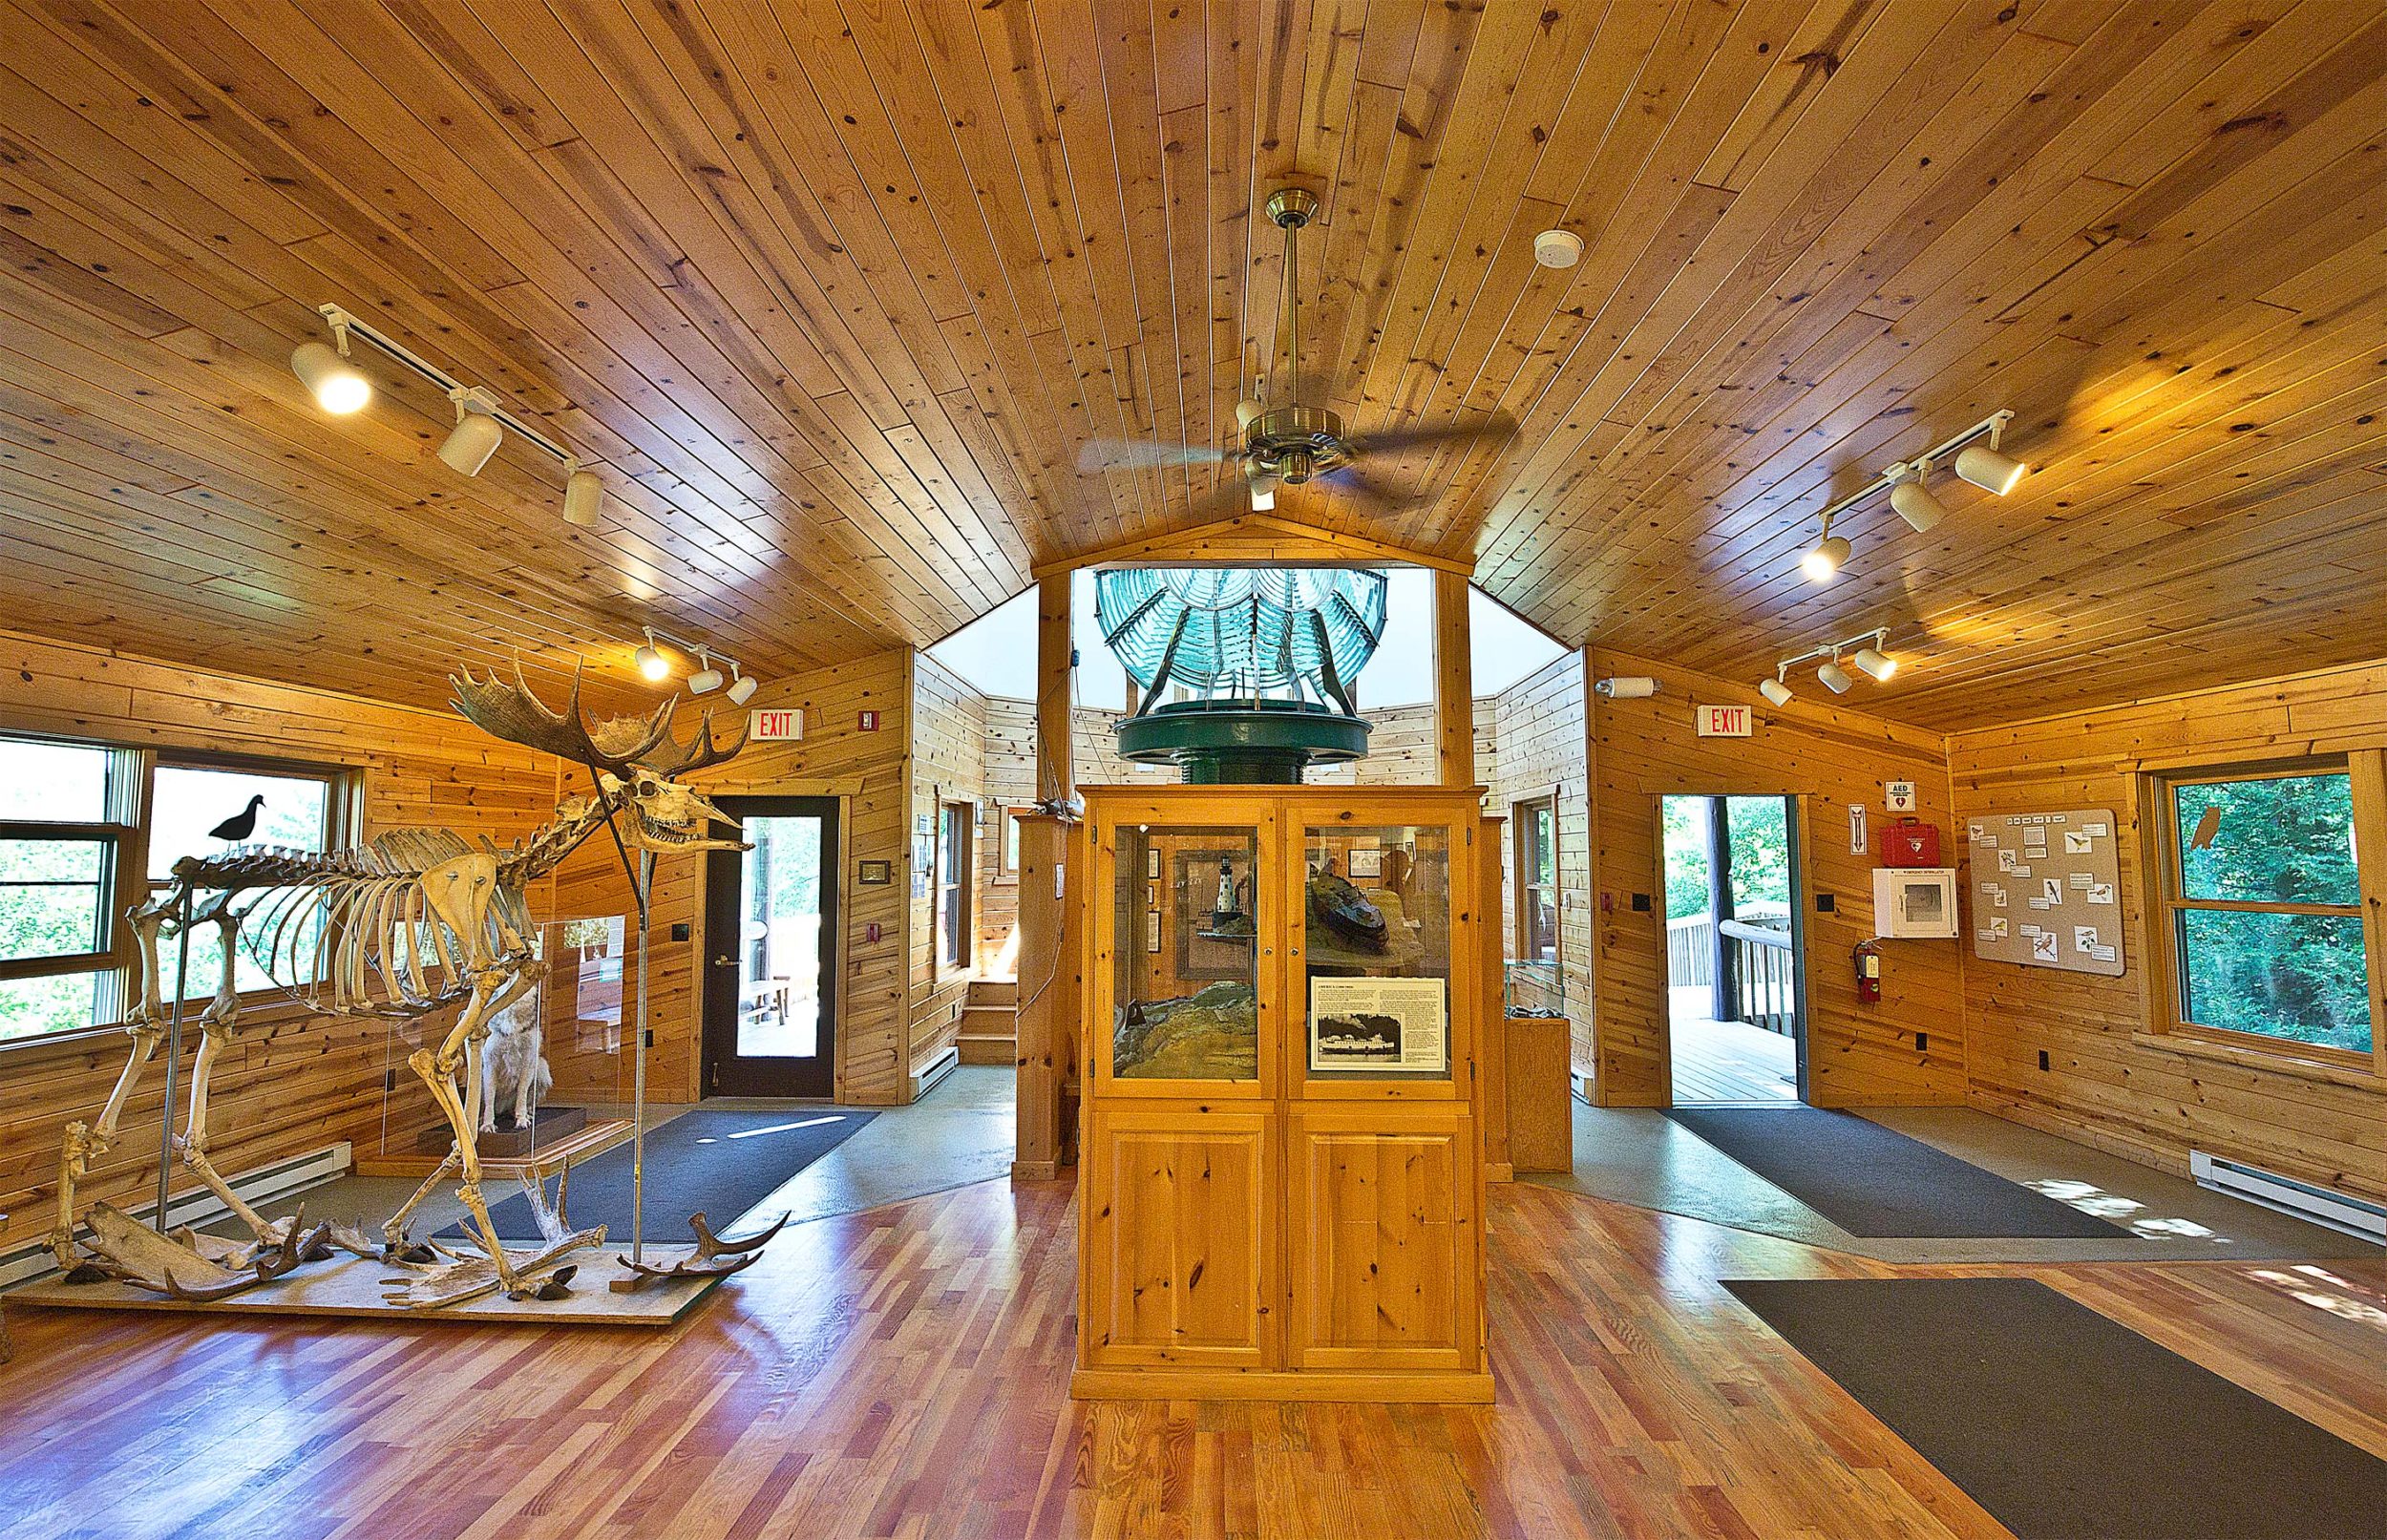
289,339 -> 371,414
1246,465 -> 1278,512
1801,533 -> 1851,584
726,665 -> 758,707
1763,626 -> 1900,703
437,388 -> 504,476
1954,442 -> 2027,496
1888,467 -> 1948,534
635,629 -> 671,683
687,648 -> 724,695
295,303 -> 605,526
1792,411 -> 2027,581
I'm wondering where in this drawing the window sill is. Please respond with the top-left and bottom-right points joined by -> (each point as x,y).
0,996 -> 348,1066
2130,1029 -> 2380,1089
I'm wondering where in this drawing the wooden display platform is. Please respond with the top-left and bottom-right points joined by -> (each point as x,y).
354,1116 -> 634,1180
1071,1368 -> 1493,1403
6,1245 -> 723,1326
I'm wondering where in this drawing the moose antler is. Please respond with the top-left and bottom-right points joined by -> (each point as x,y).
450,658 -> 675,775
639,708 -> 750,778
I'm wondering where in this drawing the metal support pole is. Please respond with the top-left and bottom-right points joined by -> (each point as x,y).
154,889 -> 195,1233
629,850 -> 654,1263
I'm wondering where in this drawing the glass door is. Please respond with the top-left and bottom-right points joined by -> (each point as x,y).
702,795 -> 839,1098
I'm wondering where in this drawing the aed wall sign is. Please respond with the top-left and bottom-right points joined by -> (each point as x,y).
750,707 -> 803,742
1695,703 -> 1753,737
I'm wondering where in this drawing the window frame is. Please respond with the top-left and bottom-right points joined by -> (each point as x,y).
994,804 -> 1030,886
1511,794 -> 1558,969
0,734 -> 360,1054
937,797 -> 974,976
2144,754 -> 2386,1076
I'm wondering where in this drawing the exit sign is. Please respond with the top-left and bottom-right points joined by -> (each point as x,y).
750,707 -> 803,742
1696,704 -> 1752,737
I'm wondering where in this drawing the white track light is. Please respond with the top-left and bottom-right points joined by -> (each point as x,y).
1817,658 -> 1853,694
438,388 -> 502,475
1759,676 -> 1793,707
291,340 -> 370,413
1954,443 -> 2026,495
1852,646 -> 1897,682
1801,534 -> 1850,583
687,648 -> 723,695
635,630 -> 670,684
562,467 -> 603,527
726,666 -> 758,706
1889,475 -> 1947,533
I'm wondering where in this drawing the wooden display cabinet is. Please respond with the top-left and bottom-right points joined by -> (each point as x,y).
1071,786 -> 1492,1403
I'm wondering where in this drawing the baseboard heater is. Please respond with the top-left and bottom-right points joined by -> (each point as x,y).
0,1141 -> 351,1291
2190,1150 -> 2385,1244
911,1044 -> 961,1100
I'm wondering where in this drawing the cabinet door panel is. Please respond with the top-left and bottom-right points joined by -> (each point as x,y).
1287,1105 -> 1480,1372
1081,1103 -> 1275,1369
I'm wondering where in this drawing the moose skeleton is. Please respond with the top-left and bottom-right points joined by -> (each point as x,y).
53,663 -> 772,1308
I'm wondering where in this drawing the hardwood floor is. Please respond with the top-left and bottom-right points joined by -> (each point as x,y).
2,1178 -> 2382,1539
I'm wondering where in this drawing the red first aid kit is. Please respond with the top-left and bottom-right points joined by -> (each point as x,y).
1879,816 -> 1941,867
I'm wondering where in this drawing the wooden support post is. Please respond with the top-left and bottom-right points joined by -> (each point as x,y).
1479,815 -> 1511,1181
1433,569 -> 1474,787
1013,576 -> 1076,1180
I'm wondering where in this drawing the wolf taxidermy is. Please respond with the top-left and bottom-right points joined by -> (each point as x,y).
481,992 -> 552,1134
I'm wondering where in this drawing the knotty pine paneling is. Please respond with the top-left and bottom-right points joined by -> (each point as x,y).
1589,649 -> 1966,1108
979,696 -> 1035,969
1487,652 -> 1593,1069
909,652 -> 985,1079
0,629 -> 560,1252
1949,657 -> 2387,1200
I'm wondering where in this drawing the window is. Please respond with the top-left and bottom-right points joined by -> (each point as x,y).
1514,797 -> 1557,965
995,806 -> 1029,884
0,733 -> 350,1046
938,800 -> 973,972
2156,764 -> 2375,1059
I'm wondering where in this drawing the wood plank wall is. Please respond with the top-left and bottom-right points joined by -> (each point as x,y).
909,652 -> 986,1079
1949,660 -> 2387,1201
1485,652 -> 1593,1063
0,629 -> 559,1252
1588,649 -> 1967,1108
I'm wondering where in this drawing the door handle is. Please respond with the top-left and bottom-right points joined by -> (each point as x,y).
710,955 -> 735,967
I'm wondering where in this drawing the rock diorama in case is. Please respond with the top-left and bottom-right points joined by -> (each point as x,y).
50,663 -> 781,1310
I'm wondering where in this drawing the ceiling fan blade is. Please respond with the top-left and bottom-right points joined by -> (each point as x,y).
1351,410 -> 1518,455
1317,465 -> 1426,518
1076,438 -> 1233,472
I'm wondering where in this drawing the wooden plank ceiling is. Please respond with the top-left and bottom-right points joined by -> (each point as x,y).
0,0 -> 2381,726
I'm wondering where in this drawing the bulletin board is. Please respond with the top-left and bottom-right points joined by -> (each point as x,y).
1965,810 -> 2126,977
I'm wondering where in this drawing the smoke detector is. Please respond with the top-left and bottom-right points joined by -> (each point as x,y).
1533,229 -> 1584,268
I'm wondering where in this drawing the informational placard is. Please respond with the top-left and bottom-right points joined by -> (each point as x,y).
1308,977 -> 1447,1074
1967,810 -> 2124,977
1885,779 -> 1916,812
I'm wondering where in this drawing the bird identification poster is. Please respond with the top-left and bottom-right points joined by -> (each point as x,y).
1966,810 -> 2124,977
1309,977 -> 1447,1074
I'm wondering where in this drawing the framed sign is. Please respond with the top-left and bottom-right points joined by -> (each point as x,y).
1308,977 -> 1447,1074
1696,703 -> 1752,737
750,707 -> 803,742
857,859 -> 893,885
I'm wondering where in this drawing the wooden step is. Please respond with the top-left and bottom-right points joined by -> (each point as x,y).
965,976 -> 1017,1006
957,1034 -> 1015,1066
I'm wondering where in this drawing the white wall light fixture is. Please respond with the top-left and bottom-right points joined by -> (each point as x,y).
1763,626 -> 1900,704
1593,676 -> 1658,699
1792,411 -> 2028,582
293,303 -> 605,527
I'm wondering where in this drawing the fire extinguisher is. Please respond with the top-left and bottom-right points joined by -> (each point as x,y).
1854,939 -> 1883,1003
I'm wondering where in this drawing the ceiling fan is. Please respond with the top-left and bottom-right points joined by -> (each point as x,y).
1076,186 -> 1515,517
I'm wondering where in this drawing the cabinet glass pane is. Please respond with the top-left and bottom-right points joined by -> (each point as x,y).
1111,825 -> 1259,1080
1303,824 -> 1452,1077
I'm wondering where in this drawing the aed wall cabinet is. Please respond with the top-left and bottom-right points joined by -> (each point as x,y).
1873,866 -> 1959,939
1071,785 -> 1493,1403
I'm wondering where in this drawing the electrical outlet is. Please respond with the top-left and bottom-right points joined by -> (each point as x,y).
670,921 -> 690,941
644,1028 -> 654,1049
385,1067 -> 396,1093
2038,1049 -> 2051,1071
1630,892 -> 1651,913
1815,893 -> 1836,913
1915,1032 -> 1928,1052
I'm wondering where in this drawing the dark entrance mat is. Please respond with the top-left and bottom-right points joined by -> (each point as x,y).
438,1107 -> 874,1241
1724,1277 -> 2387,1540
1663,1107 -> 2125,1237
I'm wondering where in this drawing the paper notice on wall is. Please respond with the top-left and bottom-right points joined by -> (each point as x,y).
1309,977 -> 1448,1075
2024,826 -> 2047,850
2085,821 -> 2109,837
2011,864 -> 2033,877
2041,878 -> 2062,904
2091,944 -> 2117,962
2069,873 -> 2095,890
2029,897 -> 2052,910
1849,803 -> 1868,854
2064,830 -> 2094,854
2075,925 -> 2099,954
2087,883 -> 2115,905
1984,883 -> 2006,907
2031,932 -> 2060,962
1989,918 -> 2009,940
1969,822 -> 1986,841
1997,849 -> 2018,873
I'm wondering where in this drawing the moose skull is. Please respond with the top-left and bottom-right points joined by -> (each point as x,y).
598,770 -> 748,853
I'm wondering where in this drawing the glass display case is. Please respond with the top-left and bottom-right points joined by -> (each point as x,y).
1300,822 -> 1452,1079
1109,825 -> 1261,1081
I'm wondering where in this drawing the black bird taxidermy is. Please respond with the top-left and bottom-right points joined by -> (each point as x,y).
209,794 -> 264,842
